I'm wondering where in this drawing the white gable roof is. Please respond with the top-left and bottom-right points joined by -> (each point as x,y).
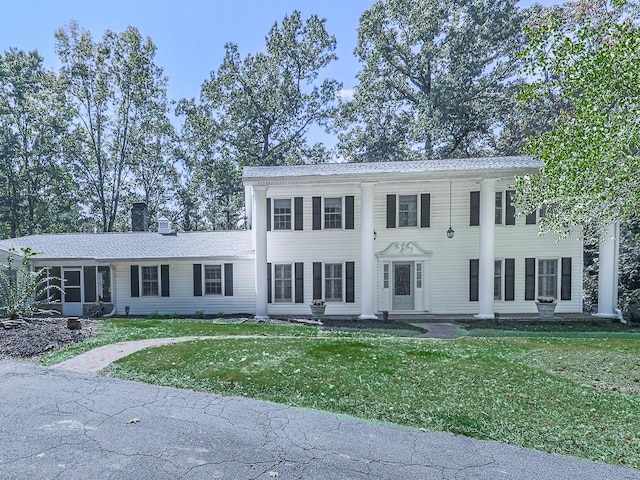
0,231 -> 253,262
243,156 -> 541,185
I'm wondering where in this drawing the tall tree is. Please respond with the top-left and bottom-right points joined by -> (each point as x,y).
515,0 -> 640,238
180,10 -> 341,228
337,0 -> 526,162
56,22 -> 173,232
0,49 -> 81,239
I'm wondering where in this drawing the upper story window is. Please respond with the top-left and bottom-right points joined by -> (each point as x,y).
273,199 -> 291,230
324,198 -> 342,229
398,195 -> 418,227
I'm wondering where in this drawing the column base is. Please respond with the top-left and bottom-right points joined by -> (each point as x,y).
473,313 -> 495,319
592,312 -> 618,319
358,314 -> 378,320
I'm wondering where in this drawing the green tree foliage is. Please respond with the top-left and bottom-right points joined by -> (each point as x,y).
515,0 -> 640,238
179,10 -> 341,229
337,0 -> 526,162
0,248 -> 60,320
0,49 -> 82,238
56,22 -> 177,232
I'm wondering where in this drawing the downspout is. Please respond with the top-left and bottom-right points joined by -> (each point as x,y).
102,265 -> 118,317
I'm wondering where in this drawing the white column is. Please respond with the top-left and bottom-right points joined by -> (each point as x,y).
359,182 -> 377,319
595,222 -> 619,318
253,186 -> 269,319
475,178 -> 496,319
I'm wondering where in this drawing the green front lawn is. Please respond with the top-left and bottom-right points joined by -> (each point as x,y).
43,318 -> 640,469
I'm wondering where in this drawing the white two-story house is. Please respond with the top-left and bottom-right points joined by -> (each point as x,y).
0,156 -> 620,319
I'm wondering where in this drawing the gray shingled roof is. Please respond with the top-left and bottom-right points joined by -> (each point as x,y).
243,156 -> 541,181
0,231 -> 253,261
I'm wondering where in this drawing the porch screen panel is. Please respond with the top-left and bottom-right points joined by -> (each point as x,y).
83,266 -> 97,303
130,265 -> 140,297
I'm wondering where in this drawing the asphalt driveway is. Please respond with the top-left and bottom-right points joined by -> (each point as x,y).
0,360 -> 638,480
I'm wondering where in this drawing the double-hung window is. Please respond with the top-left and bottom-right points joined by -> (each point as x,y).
204,265 -> 222,295
325,264 -> 343,301
324,198 -> 342,229
274,264 -> 292,302
141,266 -> 159,296
398,195 -> 418,227
538,259 -> 558,298
273,199 -> 291,230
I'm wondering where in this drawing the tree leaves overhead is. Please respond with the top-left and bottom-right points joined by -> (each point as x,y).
338,0 -> 526,162
515,0 -> 640,238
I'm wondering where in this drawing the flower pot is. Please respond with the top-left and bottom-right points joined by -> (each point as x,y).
310,304 -> 326,320
67,317 -> 82,330
535,302 -> 557,319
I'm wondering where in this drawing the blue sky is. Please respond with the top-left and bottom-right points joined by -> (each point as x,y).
1,0 -> 560,104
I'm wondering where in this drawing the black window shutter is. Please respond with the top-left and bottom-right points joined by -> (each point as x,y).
526,211 -> 537,225
345,196 -> 354,230
295,262 -> 304,303
420,193 -> 430,228
506,190 -> 516,225
161,265 -> 170,297
470,191 -> 480,226
84,266 -> 97,303
266,198 -> 271,231
505,258 -> 515,301
386,195 -> 396,228
313,262 -> 322,299
224,263 -> 234,296
294,197 -> 303,231
525,258 -> 536,300
50,267 -> 62,302
130,265 -> 140,297
312,197 -> 321,230
346,261 -> 355,303
193,264 -> 202,296
267,263 -> 272,304
561,257 -> 572,300
469,259 -> 479,301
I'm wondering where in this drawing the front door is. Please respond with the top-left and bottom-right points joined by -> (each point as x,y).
62,268 -> 83,316
392,262 -> 414,310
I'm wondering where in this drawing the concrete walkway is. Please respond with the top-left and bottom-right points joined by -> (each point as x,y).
2,359 -> 638,479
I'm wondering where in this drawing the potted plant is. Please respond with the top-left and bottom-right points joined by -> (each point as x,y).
309,299 -> 326,320
535,296 -> 557,318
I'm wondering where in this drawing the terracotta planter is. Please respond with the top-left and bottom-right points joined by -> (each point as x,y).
310,304 -> 326,320
67,317 -> 82,330
535,302 -> 557,319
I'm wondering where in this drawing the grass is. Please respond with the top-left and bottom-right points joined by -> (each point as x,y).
44,317 -> 640,469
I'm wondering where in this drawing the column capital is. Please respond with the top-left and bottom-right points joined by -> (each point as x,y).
253,185 -> 268,192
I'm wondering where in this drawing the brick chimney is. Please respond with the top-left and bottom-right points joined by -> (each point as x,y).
131,203 -> 149,232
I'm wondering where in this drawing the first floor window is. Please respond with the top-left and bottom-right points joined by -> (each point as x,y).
398,195 -> 417,227
325,263 -> 342,301
494,260 -> 502,300
538,259 -> 558,298
273,199 -> 291,230
274,264 -> 292,302
204,265 -> 222,295
142,266 -> 159,296
324,198 -> 342,229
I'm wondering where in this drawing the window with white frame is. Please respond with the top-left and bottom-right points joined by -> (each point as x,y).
416,263 -> 422,289
324,198 -> 342,229
141,266 -> 159,296
383,264 -> 389,289
494,260 -> 502,300
398,195 -> 418,227
273,199 -> 291,230
538,259 -> 558,298
274,264 -> 292,302
204,265 -> 222,295
325,263 -> 342,301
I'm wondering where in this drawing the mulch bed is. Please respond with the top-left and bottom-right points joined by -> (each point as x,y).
0,317 -> 95,359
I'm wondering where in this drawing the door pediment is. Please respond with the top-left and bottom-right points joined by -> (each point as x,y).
376,242 -> 432,259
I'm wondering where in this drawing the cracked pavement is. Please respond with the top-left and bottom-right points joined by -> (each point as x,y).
1,360 -> 639,479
